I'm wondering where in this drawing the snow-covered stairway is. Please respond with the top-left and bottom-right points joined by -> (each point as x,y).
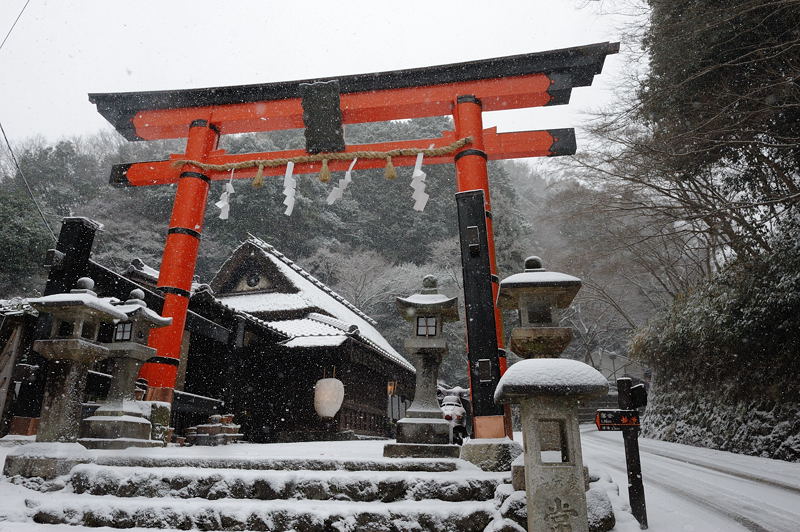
12,442 -> 512,531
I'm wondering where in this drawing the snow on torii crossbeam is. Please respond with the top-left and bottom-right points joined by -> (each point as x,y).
90,42 -> 618,439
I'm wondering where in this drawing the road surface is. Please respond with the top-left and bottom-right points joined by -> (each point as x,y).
580,427 -> 800,532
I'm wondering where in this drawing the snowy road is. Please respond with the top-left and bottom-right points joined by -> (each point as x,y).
580,427 -> 800,532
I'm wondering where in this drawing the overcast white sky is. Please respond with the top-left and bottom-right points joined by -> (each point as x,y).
0,0 -> 632,151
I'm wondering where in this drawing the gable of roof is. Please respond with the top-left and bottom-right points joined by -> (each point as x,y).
209,243 -> 298,297
213,236 -> 413,373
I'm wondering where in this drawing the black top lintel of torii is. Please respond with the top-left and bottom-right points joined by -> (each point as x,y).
89,41 -> 619,141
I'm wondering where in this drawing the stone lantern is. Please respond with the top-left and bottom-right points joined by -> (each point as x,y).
498,256 -> 581,358
79,288 -> 171,449
384,275 -> 459,458
496,358 -> 608,532
27,278 -> 127,442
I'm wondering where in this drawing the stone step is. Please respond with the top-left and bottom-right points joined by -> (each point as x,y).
69,464 -> 505,503
91,454 -> 460,472
28,492 -> 497,531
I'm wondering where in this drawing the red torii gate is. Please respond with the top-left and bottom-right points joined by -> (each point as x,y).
90,42 -> 618,439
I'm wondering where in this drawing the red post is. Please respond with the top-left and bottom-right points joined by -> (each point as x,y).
453,96 -> 513,438
140,119 -> 219,402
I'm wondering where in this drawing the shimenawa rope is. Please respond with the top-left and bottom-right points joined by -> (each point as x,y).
170,137 -> 472,186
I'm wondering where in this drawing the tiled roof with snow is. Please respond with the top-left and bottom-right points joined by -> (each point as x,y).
218,236 -> 413,373
220,293 -> 309,313
269,317 -> 345,338
283,335 -> 348,348
124,258 -> 207,295
0,298 -> 36,317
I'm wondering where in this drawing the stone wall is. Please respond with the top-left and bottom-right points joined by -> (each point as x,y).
641,375 -> 800,462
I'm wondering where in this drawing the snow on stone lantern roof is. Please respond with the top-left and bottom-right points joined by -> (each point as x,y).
113,289 -> 172,328
495,358 -> 608,403
27,278 -> 128,322
498,256 -> 581,310
395,275 -> 459,322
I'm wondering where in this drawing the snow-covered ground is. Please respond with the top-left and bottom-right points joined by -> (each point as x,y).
581,426 -> 800,531
1,432 -> 799,531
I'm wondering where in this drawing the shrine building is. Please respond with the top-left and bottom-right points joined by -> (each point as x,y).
0,219 -> 415,443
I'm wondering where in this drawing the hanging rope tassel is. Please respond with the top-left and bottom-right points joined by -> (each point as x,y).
384,156 -> 397,180
252,164 -> 265,187
319,158 -> 331,183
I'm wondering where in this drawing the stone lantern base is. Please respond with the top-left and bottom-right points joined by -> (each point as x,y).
383,442 -> 460,459
384,413 -> 460,458
395,415 -> 450,444
78,401 -> 163,450
459,437 -> 522,472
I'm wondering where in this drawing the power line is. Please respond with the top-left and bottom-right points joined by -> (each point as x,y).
0,119 -> 56,242
0,2 -> 56,243
0,0 -> 31,53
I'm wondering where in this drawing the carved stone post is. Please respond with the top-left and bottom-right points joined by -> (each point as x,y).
496,358 -> 608,532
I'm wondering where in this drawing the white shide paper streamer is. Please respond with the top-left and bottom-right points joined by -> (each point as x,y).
410,144 -> 434,211
326,158 -> 358,205
283,161 -> 297,216
214,170 -> 236,220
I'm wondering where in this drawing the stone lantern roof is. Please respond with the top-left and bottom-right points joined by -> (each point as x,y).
395,275 -> 459,322
494,358 -> 608,403
113,289 -> 172,328
498,256 -> 581,310
27,278 -> 128,323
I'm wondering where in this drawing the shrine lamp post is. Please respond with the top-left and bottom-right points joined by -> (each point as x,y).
495,359 -> 608,532
384,275 -> 460,458
79,288 -> 171,449
27,278 -> 127,442
496,256 -> 607,532
497,256 -> 581,359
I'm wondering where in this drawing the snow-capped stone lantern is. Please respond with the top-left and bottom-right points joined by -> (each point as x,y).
496,358 -> 608,532
384,275 -> 460,458
498,256 -> 581,358
79,288 -> 172,449
27,277 -> 127,442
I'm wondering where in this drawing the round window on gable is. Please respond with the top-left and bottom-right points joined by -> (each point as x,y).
246,273 -> 261,288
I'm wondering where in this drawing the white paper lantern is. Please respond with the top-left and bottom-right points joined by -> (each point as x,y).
314,378 -> 345,418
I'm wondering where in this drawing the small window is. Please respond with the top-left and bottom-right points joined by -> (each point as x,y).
539,419 -> 570,464
57,320 -> 73,337
526,301 -> 552,325
416,316 -> 437,336
81,323 -> 96,340
114,322 -> 133,342
246,273 -> 261,287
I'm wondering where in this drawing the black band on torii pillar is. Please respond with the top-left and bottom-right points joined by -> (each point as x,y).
454,149 -> 488,162
179,171 -> 210,183
145,356 -> 181,367
457,95 -> 482,106
159,286 -> 191,298
167,227 -> 202,239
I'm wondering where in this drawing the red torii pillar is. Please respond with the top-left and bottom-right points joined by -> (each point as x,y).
90,42 -> 618,436
140,120 -> 219,400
